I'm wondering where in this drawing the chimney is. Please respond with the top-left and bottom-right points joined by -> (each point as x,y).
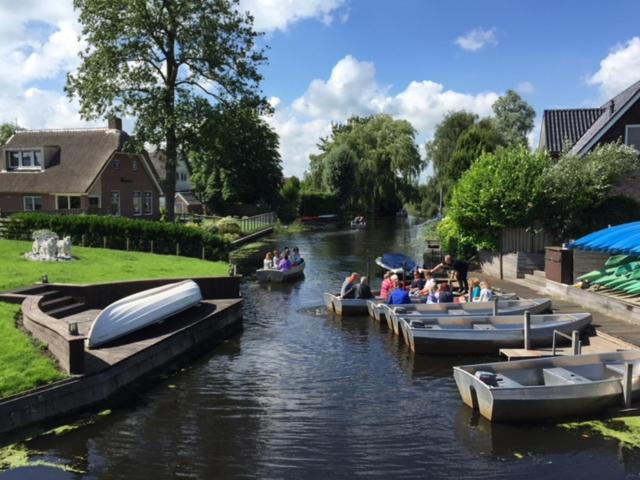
609,100 -> 615,115
108,117 -> 122,130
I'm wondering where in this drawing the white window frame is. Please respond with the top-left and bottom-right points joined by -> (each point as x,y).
143,191 -> 153,215
23,196 -> 42,211
110,191 -> 121,216
6,148 -> 44,171
625,125 -> 640,149
56,194 -> 82,210
88,195 -> 102,209
133,191 -> 142,216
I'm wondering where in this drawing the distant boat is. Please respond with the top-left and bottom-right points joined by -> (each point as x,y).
256,264 -> 305,283
350,220 -> 366,229
300,214 -> 338,224
454,350 -> 640,422
87,280 -> 203,349
375,252 -> 417,275
403,312 -> 591,354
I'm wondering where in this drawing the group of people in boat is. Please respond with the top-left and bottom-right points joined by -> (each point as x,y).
352,216 -> 366,225
263,246 -> 304,272
338,254 -> 494,304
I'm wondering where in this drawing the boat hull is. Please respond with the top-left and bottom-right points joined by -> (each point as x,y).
256,264 -> 305,283
87,280 -> 203,349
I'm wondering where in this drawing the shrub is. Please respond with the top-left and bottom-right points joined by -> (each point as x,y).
215,217 -> 242,235
299,191 -> 339,216
5,213 -> 229,261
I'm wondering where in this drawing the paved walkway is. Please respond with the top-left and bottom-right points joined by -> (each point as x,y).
478,272 -> 640,348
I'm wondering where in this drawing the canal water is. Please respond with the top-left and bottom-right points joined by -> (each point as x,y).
4,219 -> 640,479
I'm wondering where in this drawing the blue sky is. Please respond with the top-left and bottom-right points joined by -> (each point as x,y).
1,0 -> 640,177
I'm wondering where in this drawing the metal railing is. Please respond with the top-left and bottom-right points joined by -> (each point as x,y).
238,211 -> 277,234
551,329 -> 582,356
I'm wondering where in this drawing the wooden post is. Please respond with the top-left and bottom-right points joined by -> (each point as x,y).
103,236 -> 107,249
623,362 -> 634,408
523,311 -> 531,350
492,298 -> 499,316
81,234 -> 85,247
201,246 -> 206,260
126,238 -> 130,251
571,330 -> 581,355
176,242 -> 180,256
150,240 -> 154,254
498,230 -> 504,280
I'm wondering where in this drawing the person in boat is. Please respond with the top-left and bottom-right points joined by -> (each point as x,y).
380,272 -> 394,300
469,277 -> 481,300
417,270 -> 436,296
431,255 -> 469,294
422,284 -> 438,304
356,276 -> 374,299
291,247 -> 303,266
475,280 -> 494,302
278,253 -> 292,271
263,252 -> 274,270
387,284 -> 411,305
273,249 -> 281,267
437,282 -> 454,303
410,271 -> 425,293
340,272 -> 360,299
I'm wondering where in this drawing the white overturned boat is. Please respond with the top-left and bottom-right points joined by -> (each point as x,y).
87,280 -> 203,349
454,350 -> 640,422
403,312 -> 591,354
384,298 -> 551,337
256,264 -> 305,283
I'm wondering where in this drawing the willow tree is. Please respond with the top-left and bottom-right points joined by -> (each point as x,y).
66,0 -> 267,220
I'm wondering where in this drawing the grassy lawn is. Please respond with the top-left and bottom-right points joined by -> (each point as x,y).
0,302 -> 65,398
0,239 -> 229,292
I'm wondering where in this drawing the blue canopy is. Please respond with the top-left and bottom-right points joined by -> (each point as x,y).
380,253 -> 417,272
569,221 -> 640,254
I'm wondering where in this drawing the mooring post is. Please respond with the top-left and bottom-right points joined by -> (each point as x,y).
493,297 -> 499,316
624,362 -> 634,408
571,330 -> 581,355
523,311 -> 531,350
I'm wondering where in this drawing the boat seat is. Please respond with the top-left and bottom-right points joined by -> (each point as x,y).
472,324 -> 496,330
606,363 -> 626,376
448,309 -> 469,316
543,367 -> 591,386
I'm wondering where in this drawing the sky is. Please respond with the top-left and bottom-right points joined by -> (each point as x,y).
1,0 -> 640,178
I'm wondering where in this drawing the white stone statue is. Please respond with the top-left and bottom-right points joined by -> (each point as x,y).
57,236 -> 72,258
25,229 -> 74,262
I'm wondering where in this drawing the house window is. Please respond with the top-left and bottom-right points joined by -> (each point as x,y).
180,172 -> 187,181
23,196 -> 42,211
113,159 -> 120,170
110,191 -> 121,215
56,195 -> 81,210
143,191 -> 153,215
133,191 -> 142,216
626,125 -> 640,151
132,159 -> 138,171
6,149 -> 43,170
89,196 -> 101,210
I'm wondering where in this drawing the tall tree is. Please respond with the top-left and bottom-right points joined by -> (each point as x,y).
66,0 -> 267,220
322,145 -> 357,208
190,104 -> 282,213
448,118 -> 505,180
425,111 -> 478,180
492,89 -> 536,146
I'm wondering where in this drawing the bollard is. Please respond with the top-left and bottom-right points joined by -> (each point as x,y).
571,330 -> 581,355
523,311 -> 531,350
493,298 -> 499,316
623,362 -> 634,408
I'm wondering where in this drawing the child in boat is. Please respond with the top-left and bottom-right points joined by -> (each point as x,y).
263,252 -> 274,269
476,281 -> 494,302
469,277 -> 481,300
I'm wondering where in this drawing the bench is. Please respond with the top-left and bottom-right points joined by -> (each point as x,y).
543,367 -> 591,386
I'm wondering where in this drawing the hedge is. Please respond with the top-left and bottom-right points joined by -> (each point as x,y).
5,213 -> 229,261
299,191 -> 339,216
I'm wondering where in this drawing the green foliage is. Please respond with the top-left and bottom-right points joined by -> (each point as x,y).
322,144 -> 357,207
541,142 -> 640,239
190,105 -> 283,213
304,114 -> 423,213
66,0 -> 268,219
6,213 -> 229,260
0,239 -> 228,292
0,302 -> 65,398
0,123 -> 23,146
444,146 -> 551,249
449,118 -> 505,180
299,191 -> 340,216
425,111 -> 478,181
277,177 -> 301,223
492,89 -> 536,146
214,217 -> 242,235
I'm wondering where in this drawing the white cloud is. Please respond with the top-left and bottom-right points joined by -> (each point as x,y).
240,0 -> 348,32
588,36 -> 640,99
516,81 -> 535,95
272,55 -> 500,177
455,27 -> 498,52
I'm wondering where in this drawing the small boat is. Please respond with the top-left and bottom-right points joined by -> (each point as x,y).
256,264 -> 305,283
87,280 -> 203,348
403,312 -> 591,355
396,208 -> 408,217
366,297 -> 424,322
454,350 -> 640,422
324,292 -> 381,316
383,298 -> 552,337
350,220 -> 366,229
375,252 -> 417,275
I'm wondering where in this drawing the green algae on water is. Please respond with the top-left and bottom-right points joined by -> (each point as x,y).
562,416 -> 640,448
0,444 -> 84,473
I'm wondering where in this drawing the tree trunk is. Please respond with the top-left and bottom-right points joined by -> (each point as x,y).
164,19 -> 177,222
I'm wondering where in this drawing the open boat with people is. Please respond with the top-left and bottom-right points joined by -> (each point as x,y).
256,264 -> 305,283
454,350 -> 640,422
87,280 -> 203,348
403,312 -> 591,354
382,298 -> 552,336
350,220 -> 367,229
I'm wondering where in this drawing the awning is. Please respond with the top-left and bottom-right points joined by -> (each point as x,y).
570,221 -> 640,254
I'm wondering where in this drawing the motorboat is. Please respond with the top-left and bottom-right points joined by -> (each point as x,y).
403,312 -> 591,355
454,350 -> 640,422
87,280 -> 203,348
350,220 -> 367,229
382,298 -> 552,337
375,252 -> 417,275
256,264 -> 305,283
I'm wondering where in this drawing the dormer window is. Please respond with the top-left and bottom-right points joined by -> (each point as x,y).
6,149 -> 42,171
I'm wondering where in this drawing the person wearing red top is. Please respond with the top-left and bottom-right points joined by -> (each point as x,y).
380,272 -> 398,300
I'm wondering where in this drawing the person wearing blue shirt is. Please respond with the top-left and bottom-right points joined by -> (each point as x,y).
387,287 -> 411,305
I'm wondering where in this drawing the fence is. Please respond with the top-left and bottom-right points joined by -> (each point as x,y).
500,227 -> 555,254
178,211 -> 277,235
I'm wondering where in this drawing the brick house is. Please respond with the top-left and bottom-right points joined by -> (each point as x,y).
148,151 -> 203,215
539,79 -> 640,201
0,119 -> 163,218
